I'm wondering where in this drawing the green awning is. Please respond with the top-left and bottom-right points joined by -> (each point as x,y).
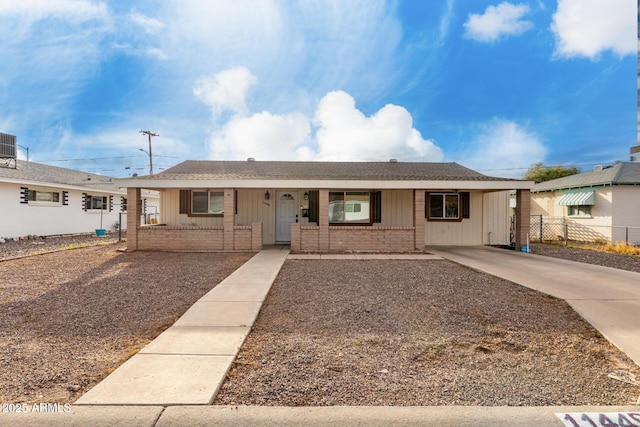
557,191 -> 595,206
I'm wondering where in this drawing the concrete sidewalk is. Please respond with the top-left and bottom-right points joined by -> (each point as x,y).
428,245 -> 640,367
1,405 -> 639,426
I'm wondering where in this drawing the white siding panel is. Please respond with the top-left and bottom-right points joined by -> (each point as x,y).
380,189 -> 413,226
482,191 -> 510,245
0,182 -> 127,239
425,191 -> 484,245
162,189 -> 223,227
611,186 -> 640,244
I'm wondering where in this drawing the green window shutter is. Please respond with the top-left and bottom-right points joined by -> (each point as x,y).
179,190 -> 190,214
308,190 -> 319,224
371,191 -> 382,223
461,192 -> 470,219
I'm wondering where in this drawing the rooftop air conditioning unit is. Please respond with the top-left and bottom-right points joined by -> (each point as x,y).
0,133 -> 16,159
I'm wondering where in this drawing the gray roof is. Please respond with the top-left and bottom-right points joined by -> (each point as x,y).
0,160 -> 122,193
532,162 -> 640,192
133,160 -> 519,182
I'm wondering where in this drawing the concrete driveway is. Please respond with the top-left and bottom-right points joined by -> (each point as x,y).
427,246 -> 640,367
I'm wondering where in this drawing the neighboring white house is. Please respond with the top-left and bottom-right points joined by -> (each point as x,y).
0,160 -> 159,239
530,162 -> 640,244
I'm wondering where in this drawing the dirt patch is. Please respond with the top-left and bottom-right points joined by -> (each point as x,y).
214,260 -> 640,406
0,243 -> 253,403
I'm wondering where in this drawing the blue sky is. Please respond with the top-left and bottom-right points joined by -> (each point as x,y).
0,0 -> 636,178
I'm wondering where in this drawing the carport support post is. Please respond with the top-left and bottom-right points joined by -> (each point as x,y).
223,188 -> 235,251
414,190 -> 425,251
126,187 -> 141,251
515,189 -> 531,251
319,189 -> 329,251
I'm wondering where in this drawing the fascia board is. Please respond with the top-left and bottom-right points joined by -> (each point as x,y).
116,179 -> 533,191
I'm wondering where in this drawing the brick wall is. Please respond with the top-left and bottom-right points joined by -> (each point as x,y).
293,225 -> 416,252
136,224 -> 262,252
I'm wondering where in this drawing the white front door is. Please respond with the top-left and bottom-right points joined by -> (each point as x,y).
276,191 -> 297,242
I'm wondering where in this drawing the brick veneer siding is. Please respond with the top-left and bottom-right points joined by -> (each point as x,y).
126,187 -> 141,251
291,224 -> 416,252
414,190 -> 425,250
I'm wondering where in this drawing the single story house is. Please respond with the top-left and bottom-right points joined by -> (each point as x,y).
530,162 -> 640,244
118,160 -> 533,253
0,160 -> 159,239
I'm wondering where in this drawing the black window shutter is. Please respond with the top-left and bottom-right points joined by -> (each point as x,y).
424,192 -> 429,218
371,191 -> 382,223
20,187 -> 29,204
82,193 -> 89,211
62,191 -> 69,206
143,198 -> 147,214
461,192 -> 470,219
121,197 -> 127,212
308,190 -> 319,224
109,195 -> 114,212
179,190 -> 190,214
235,190 -> 238,214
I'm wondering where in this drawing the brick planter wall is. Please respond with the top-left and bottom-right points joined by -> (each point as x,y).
291,223 -> 416,252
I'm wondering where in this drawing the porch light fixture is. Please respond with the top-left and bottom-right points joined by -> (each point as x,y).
264,190 -> 270,201
304,192 -> 309,200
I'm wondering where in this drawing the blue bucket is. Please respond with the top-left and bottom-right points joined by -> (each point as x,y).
95,229 -> 106,236
520,245 -> 530,253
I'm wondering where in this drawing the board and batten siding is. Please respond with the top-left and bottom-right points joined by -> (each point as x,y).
379,189 -> 413,227
423,190 -> 511,246
161,189 -> 223,227
482,191 -> 510,245
235,188 -> 278,245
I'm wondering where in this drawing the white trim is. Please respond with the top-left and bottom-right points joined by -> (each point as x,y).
117,179 -> 533,191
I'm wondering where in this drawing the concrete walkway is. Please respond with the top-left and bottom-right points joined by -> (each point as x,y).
75,246 -> 290,406
428,245 -> 640,367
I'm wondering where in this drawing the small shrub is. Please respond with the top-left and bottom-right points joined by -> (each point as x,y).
603,242 -> 640,256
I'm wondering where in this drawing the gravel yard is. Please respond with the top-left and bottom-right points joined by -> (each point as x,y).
0,242 -> 253,403
215,258 -> 640,406
1,238 -> 639,406
531,242 -> 640,273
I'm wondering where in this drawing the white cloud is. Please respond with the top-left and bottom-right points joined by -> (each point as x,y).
209,112 -> 310,161
130,12 -> 166,34
311,91 -> 443,162
463,2 -> 533,43
551,0 -> 636,59
194,67 -> 257,118
461,119 -> 545,177
197,71 -> 442,163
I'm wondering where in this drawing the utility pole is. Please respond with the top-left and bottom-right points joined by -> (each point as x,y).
139,130 -> 158,175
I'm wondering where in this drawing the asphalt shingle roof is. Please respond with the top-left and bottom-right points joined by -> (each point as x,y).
0,160 -> 121,192
134,160 -> 519,182
532,162 -> 640,192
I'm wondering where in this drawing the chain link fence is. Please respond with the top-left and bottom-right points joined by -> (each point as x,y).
529,215 -> 640,245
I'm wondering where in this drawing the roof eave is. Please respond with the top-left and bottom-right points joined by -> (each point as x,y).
116,178 -> 533,190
